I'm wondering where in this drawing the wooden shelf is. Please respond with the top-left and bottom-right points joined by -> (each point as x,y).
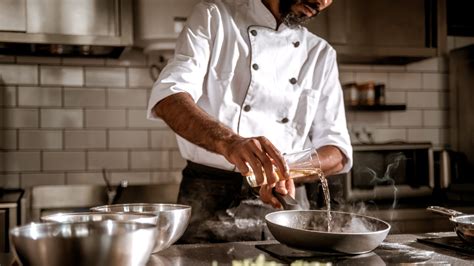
347,104 -> 406,111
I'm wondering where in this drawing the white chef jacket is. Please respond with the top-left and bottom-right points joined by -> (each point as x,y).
147,0 -> 353,173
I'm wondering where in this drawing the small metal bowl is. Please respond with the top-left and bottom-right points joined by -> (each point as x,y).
91,203 -> 191,253
41,212 -> 158,225
10,221 -> 157,266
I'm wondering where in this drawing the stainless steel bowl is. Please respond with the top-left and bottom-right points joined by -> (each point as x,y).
41,212 -> 158,225
91,203 -> 191,253
10,221 -> 157,266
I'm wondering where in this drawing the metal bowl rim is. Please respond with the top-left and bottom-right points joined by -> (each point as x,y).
10,220 -> 157,237
90,203 -> 192,213
41,211 -> 158,221
265,210 -> 391,235
450,215 -> 474,225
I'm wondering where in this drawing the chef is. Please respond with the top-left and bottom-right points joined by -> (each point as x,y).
147,0 -> 352,243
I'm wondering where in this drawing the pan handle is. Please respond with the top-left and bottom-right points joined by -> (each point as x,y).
272,188 -> 301,210
427,206 -> 464,217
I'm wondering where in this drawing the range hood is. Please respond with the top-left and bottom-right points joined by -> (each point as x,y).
0,0 -> 133,58
134,0 -> 199,54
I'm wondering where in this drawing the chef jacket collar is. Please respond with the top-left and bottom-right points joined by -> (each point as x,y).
253,0 -> 278,30
253,0 -> 299,32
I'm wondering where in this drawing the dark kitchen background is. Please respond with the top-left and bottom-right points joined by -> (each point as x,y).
0,0 -> 474,252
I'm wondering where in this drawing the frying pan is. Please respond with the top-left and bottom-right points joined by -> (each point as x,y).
427,206 -> 474,244
265,210 -> 390,254
247,179 -> 390,254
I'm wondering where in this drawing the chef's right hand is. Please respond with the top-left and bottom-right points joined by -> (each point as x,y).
222,136 -> 289,186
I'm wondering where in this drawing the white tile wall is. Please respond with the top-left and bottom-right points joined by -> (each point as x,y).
3,130 -> 17,150
64,88 -> 106,107
64,130 -> 106,149
129,68 -> 154,88
131,151 -> 169,170
2,86 -> 17,106
43,152 -> 86,171
19,130 -> 62,149
406,92 -> 447,109
4,109 -> 39,128
423,110 -> 448,127
127,109 -> 168,128
151,171 -> 182,184
66,172 -> 104,185
40,66 -> 84,86
389,111 -> 423,127
151,130 -> 179,149
0,174 -> 20,188
0,53 -> 452,188
0,64 -> 38,85
109,171 -> 151,185
109,130 -> 148,149
422,73 -> 448,90
21,173 -> 65,187
108,88 -> 148,107
408,129 -> 442,144
87,151 -> 128,170
85,109 -> 126,128
388,73 -> 422,90
85,67 -> 126,87
4,152 -> 41,172
41,109 -> 83,128
18,86 -> 62,107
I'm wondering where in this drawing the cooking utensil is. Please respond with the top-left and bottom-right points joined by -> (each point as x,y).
10,221 -> 157,266
90,203 -> 191,253
265,210 -> 390,254
41,211 -> 158,225
427,206 -> 474,244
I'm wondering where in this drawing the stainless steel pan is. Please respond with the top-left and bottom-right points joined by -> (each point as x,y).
427,206 -> 474,244
266,204 -> 390,254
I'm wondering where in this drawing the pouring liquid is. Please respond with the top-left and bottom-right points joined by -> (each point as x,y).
319,173 -> 332,232
246,167 -> 333,232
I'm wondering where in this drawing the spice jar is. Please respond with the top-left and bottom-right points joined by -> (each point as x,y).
342,82 -> 358,106
374,83 -> 386,105
357,82 -> 375,106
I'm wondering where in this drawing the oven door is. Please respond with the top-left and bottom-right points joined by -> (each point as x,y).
344,143 -> 434,201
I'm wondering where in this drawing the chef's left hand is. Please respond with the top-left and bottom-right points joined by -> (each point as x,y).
259,178 -> 295,209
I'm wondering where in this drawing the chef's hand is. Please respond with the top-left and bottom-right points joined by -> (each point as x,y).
222,136 -> 289,186
259,179 -> 296,209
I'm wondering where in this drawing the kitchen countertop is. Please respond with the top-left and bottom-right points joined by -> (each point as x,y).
149,232 -> 474,265
2,232 -> 473,265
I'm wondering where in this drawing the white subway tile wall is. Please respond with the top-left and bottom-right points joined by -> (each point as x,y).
0,53 -> 449,188
342,57 -> 449,148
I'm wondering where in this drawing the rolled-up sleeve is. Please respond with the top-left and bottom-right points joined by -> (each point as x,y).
147,2 -> 215,120
310,48 -> 353,173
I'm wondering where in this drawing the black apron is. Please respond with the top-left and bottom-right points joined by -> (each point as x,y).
177,161 -> 332,244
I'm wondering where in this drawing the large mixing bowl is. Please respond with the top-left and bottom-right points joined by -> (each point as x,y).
91,203 -> 191,253
41,212 -> 158,225
10,221 -> 157,266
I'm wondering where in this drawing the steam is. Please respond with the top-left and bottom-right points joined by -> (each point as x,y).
362,153 -> 406,209
306,211 -> 379,233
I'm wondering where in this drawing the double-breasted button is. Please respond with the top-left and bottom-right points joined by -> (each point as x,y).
293,41 -> 300,48
252,64 -> 259,70
281,117 -> 289,123
243,105 -> 251,112
289,78 -> 297,84
250,30 -> 257,36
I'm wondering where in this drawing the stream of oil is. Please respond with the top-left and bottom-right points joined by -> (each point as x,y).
246,167 -> 332,232
319,173 -> 332,232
